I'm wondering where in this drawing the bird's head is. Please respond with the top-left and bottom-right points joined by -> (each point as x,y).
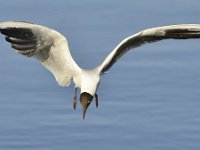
80,92 -> 93,119
79,69 -> 100,119
80,70 -> 100,118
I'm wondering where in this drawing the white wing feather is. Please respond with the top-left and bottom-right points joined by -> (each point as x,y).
0,21 -> 81,87
99,24 -> 200,73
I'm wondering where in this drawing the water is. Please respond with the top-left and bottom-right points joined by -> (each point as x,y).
0,0 -> 200,149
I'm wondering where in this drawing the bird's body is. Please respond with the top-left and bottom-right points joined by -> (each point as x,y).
1,21 -> 200,118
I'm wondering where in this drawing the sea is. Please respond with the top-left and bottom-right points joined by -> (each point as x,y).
0,0 -> 200,149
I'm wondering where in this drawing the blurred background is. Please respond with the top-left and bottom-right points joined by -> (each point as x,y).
0,0 -> 200,150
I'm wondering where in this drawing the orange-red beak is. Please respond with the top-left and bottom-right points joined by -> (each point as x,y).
80,92 -> 93,119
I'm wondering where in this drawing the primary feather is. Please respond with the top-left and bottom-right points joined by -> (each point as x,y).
99,24 -> 200,73
0,21 -> 81,87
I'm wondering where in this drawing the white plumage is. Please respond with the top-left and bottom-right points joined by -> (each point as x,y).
1,21 -> 200,118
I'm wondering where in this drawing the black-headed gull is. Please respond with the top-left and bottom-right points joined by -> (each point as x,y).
1,21 -> 200,118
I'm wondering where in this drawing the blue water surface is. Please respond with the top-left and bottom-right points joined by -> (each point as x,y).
0,0 -> 200,150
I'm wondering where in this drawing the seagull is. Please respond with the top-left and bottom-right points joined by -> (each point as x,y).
1,21 -> 200,118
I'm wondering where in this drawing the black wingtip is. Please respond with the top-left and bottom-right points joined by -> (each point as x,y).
0,28 -> 35,39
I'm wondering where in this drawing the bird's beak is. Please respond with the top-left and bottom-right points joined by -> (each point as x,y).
80,92 -> 93,119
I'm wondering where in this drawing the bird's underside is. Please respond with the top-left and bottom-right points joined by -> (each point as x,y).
1,21 -> 200,118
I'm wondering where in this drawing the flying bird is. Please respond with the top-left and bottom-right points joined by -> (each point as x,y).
1,21 -> 200,118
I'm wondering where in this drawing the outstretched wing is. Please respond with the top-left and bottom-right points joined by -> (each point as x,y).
99,24 -> 200,73
0,21 -> 81,87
